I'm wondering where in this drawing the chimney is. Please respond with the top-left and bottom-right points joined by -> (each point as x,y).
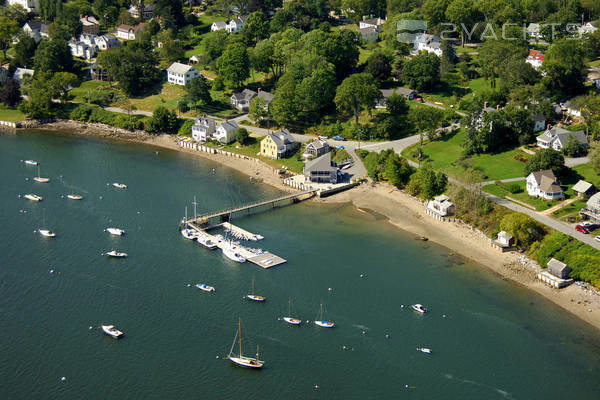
362,15 -> 366,21
257,87 -> 261,93
547,124 -> 551,130
484,102 -> 488,109
85,16 -> 89,22
496,105 -> 500,110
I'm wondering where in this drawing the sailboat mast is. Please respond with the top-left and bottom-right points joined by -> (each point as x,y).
288,297 -> 291,317
320,302 -> 323,320
193,196 -> 197,221
256,344 -> 260,360
238,318 -> 242,357
252,277 -> 255,296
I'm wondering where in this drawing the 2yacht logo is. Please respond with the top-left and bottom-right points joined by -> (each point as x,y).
396,20 -> 428,44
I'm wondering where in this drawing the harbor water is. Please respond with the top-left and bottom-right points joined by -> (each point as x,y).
1,130 -> 599,399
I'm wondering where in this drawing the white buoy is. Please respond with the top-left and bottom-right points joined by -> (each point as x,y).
328,287 -> 333,291
216,355 -> 220,359
362,330 -> 366,335
89,326 -> 93,330
60,377 -> 66,382
360,274 -> 364,278
99,196 -> 103,200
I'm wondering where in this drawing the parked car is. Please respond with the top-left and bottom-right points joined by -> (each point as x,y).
336,145 -> 345,149
581,221 -> 595,228
595,235 -> 600,242
453,118 -> 460,124
441,121 -> 450,128
333,135 -> 346,141
575,225 -> 590,234
318,135 -> 328,140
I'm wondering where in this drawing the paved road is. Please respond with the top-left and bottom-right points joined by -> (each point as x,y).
565,156 -> 589,168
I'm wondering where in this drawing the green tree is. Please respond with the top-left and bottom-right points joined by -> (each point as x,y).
589,143 -> 600,174
0,16 -> 19,60
33,38 -> 74,74
156,29 -> 184,63
542,39 -> 585,97
402,52 -> 440,91
334,73 -> 381,124
202,30 -> 228,61
241,11 -> 269,45
49,72 -> 78,103
0,78 -> 21,108
385,152 -> 414,188
409,106 -> 444,157
446,0 -> 477,47
365,51 -> 392,83
407,165 -> 448,199
216,43 -> 250,89
13,34 -> 37,68
270,74 -> 301,126
0,4 -> 29,25
386,93 -> 409,116
249,96 -> 270,121
562,134 -> 582,157
185,77 -> 212,105
147,106 -> 179,134
500,213 -> 544,247
524,148 -> 565,176
236,127 -> 250,145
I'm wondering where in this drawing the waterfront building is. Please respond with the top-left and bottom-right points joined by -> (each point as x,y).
166,62 -> 201,86
572,180 -> 594,199
304,140 -> 330,158
426,195 -> 455,217
214,120 -> 239,144
303,153 -> 338,184
191,116 -> 216,142
230,89 -> 257,111
526,170 -> 563,200
260,129 -> 298,159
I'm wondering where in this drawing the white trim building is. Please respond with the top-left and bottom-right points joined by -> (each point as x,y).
166,62 -> 201,86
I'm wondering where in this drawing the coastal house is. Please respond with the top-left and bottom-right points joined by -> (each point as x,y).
376,88 -> 416,108
255,89 -> 274,108
532,114 -> 546,132
93,34 -> 121,50
496,231 -> 515,247
581,193 -> 600,223
166,62 -> 201,86
13,68 -> 34,84
536,126 -> 588,151
80,15 -> 99,35
426,195 -> 455,217
22,20 -> 48,43
572,180 -> 594,198
303,153 -> 338,184
471,102 -> 499,131
562,101 -> 581,117
527,23 -> 543,38
538,258 -> 573,288
116,23 -> 146,40
8,0 -> 39,12
189,55 -> 201,64
211,21 -> 228,31
68,39 -> 97,60
214,120 -> 239,144
525,49 -> 544,70
304,140 -> 330,158
358,26 -> 379,41
526,170 -> 563,200
578,21 -> 598,35
230,89 -> 257,111
413,33 -> 443,57
191,116 -> 216,142
548,259 -> 571,279
226,16 -> 247,33
359,16 -> 385,32
260,129 -> 298,159
128,3 -> 154,19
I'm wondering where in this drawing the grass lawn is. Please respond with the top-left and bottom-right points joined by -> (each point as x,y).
125,83 -> 187,112
468,77 -> 494,96
551,199 -> 587,222
0,108 -> 26,122
573,163 -> 600,188
482,181 -> 561,211
401,129 -> 528,181
69,81 -> 112,102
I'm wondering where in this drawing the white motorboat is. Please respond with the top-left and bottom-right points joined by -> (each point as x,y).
227,318 -> 264,369
411,304 -> 428,313
223,246 -> 246,263
195,283 -> 215,293
67,194 -> 83,200
417,347 -> 432,354
24,194 -> 43,201
112,182 -> 127,189
38,229 -> 56,238
181,228 -> 196,240
314,302 -> 335,328
33,166 -> 50,183
104,250 -> 127,258
105,227 -> 125,236
24,160 -> 38,165
282,297 -> 301,325
246,277 -> 265,302
197,236 -> 217,249
101,325 -> 124,339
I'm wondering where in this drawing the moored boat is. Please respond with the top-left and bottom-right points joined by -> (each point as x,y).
33,166 -> 50,183
105,227 -> 125,236
223,246 -> 246,263
417,347 -> 432,354
67,194 -> 83,200
38,229 -> 56,238
195,283 -> 215,293
227,318 -> 264,369
112,182 -> 127,189
411,304 -> 428,313
24,160 -> 38,165
24,194 -> 43,201
282,297 -> 301,325
181,228 -> 196,240
246,277 -> 265,302
197,236 -> 217,249
314,302 -> 335,328
104,250 -> 127,258
101,325 -> 124,339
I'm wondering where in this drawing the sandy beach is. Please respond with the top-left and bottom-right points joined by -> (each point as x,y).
20,124 -> 600,332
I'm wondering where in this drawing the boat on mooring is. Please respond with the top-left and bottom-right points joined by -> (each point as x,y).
411,304 -> 428,314
223,245 -> 246,263
67,179 -> 83,200
105,227 -> 125,236
104,250 -> 127,258
197,236 -> 217,249
196,283 -> 215,293
227,318 -> 264,369
282,297 -> 301,325
33,166 -> 50,183
101,325 -> 124,339
24,160 -> 38,166
24,194 -> 42,201
181,228 -> 196,240
112,182 -> 127,189
246,277 -> 265,302
417,347 -> 432,354
314,302 -> 335,328
38,229 -> 56,238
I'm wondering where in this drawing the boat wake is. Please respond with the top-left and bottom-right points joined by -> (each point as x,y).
443,373 -> 514,399
352,324 -> 369,331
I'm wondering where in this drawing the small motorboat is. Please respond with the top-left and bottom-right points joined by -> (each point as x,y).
283,317 -> 302,325
197,236 -> 217,249
67,194 -> 83,200
247,294 -> 265,302
195,283 -> 215,293
24,194 -> 43,201
104,250 -> 127,258
417,347 -> 432,354
223,246 -> 246,263
105,227 -> 125,236
101,325 -> 124,339
24,160 -> 38,165
112,183 -> 127,189
411,304 -> 428,313
181,228 -> 196,240
38,229 -> 56,238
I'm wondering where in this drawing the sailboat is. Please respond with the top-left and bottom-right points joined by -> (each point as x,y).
67,179 -> 83,200
24,160 -> 38,166
38,209 -> 56,238
246,277 -> 265,302
282,297 -> 301,325
314,302 -> 335,328
227,318 -> 264,369
181,207 -> 197,240
33,165 -> 50,183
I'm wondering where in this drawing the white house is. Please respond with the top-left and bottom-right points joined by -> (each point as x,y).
94,34 -> 120,50
526,170 -> 563,200
426,195 -> 455,217
231,89 -> 257,111
226,16 -> 247,33
191,116 -> 216,142
68,40 -> 97,60
578,21 -> 598,35
525,49 -> 544,70
166,62 -> 201,86
214,120 -> 239,144
303,152 -> 338,184
22,20 -> 48,43
359,17 -> 385,32
527,23 -> 543,38
8,0 -> 39,12
211,21 -> 228,31
536,126 -> 588,151
116,23 -> 145,40
413,33 -> 443,57
531,114 -> 546,132
128,3 -> 154,20
80,15 -> 99,35
13,68 -> 34,84
561,100 -> 581,117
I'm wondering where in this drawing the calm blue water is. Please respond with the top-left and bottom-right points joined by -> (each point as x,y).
1,130 -> 599,399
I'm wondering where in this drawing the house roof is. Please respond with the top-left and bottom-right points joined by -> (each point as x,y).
212,21 -> 227,28
587,192 -> 600,209
527,23 -> 541,32
497,231 -> 513,240
118,23 -> 145,33
530,169 -> 556,186
547,258 -> 571,276
362,17 -> 384,26
531,113 -> 545,122
14,68 -> 34,79
380,87 -> 415,98
527,49 -> 544,62
194,116 -> 215,126
167,62 -> 196,74
304,152 -> 336,173
572,180 -> 593,194
231,88 -> 257,102
267,129 -> 295,149
257,90 -> 274,103
359,26 -> 378,34
536,126 -> 588,146
218,120 -> 239,132
80,16 -> 99,26
415,33 -> 441,48
539,175 -> 562,193
307,140 -> 328,151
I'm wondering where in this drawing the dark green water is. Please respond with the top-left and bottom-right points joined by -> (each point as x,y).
2,130 -> 599,399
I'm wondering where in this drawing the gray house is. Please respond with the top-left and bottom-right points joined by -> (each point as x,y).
572,180 -> 594,198
376,88 -> 416,108
303,153 -> 338,184
547,258 -> 571,279
304,140 -> 330,158
231,89 -> 257,111
536,126 -> 588,151
191,116 -> 216,142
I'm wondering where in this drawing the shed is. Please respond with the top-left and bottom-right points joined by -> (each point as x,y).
547,258 -> 571,279
572,180 -> 594,198
497,231 -> 514,247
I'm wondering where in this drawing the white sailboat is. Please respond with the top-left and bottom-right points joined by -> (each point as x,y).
181,207 -> 197,240
105,227 -> 125,236
33,165 -> 50,183
222,245 -> 246,262
197,236 -> 217,249
411,304 -> 428,313
246,277 -> 265,302
24,194 -> 43,201
24,160 -> 38,165
112,182 -> 127,189
104,250 -> 127,258
67,179 -> 83,200
228,318 -> 264,369
314,302 -> 335,328
417,347 -> 432,354
282,297 -> 301,325
38,209 -> 56,238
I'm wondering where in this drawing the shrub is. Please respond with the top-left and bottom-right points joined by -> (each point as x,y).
88,90 -> 117,106
178,119 -> 195,136
508,183 -> 523,194
356,149 -> 369,159
69,104 -> 95,121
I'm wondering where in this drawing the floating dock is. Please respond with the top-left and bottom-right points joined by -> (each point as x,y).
222,222 -> 263,241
